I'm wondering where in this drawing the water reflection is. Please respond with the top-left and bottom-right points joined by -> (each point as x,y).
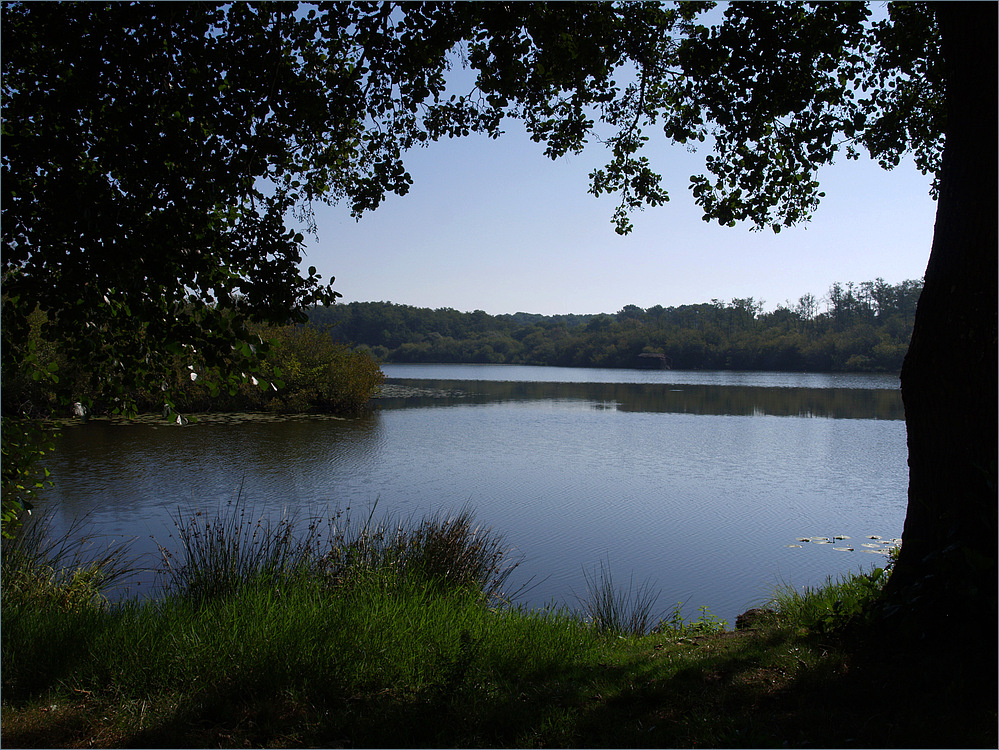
378,379 -> 904,420
381,363 -> 899,390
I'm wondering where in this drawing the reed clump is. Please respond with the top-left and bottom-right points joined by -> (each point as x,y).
1,513 -> 133,613
157,501 -> 522,608
576,559 -> 663,636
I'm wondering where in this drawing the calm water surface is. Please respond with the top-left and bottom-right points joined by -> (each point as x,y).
41,365 -> 907,626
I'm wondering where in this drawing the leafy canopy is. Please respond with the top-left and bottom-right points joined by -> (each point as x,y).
1,2 -> 942,416
0,2 -> 691,413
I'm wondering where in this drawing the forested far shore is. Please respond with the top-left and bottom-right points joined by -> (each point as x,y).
311,278 -> 923,373
3,278 -> 919,421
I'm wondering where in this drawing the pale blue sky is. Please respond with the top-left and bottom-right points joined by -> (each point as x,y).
305,117 -> 937,317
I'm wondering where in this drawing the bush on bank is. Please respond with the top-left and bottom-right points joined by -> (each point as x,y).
158,323 -> 385,416
1,315 -> 385,419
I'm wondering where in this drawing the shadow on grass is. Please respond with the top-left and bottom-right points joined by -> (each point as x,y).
111,629 -> 996,750
4,625 -> 994,749
571,629 -> 997,749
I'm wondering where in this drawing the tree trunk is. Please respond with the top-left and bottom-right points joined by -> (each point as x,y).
884,3 -> 997,641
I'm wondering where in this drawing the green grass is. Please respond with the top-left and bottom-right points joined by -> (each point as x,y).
2,509 -> 995,748
1,513 -> 134,613
768,562 -> 894,634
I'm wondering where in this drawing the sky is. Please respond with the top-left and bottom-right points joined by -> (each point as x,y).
303,114 -> 938,318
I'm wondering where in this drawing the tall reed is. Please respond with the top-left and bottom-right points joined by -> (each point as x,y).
157,500 -> 320,605
1,513 -> 134,611
157,499 -> 522,607
576,559 -> 662,636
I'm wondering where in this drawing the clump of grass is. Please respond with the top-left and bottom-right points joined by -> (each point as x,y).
158,499 -> 521,607
1,513 -> 133,612
576,559 -> 662,635
157,499 -> 319,606
350,506 -> 521,602
575,561 -> 730,638
768,563 -> 891,633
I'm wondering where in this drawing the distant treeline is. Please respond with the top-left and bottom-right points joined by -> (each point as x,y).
309,279 -> 923,373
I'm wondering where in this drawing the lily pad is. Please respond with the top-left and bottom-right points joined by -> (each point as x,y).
863,549 -> 889,555
834,535 -> 851,540
796,538 -> 811,543
786,544 -> 803,548
868,535 -> 882,540
861,543 -> 881,549
832,547 -> 854,552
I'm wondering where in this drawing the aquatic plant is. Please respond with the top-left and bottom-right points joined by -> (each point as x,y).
657,601 -> 729,636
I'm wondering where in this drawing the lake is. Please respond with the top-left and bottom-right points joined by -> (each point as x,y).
39,364 -> 907,627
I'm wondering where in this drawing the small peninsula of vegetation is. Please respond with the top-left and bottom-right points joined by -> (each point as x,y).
2,315 -> 384,421
312,278 -> 922,373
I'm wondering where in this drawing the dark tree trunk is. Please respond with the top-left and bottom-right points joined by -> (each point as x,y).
884,3 -> 997,642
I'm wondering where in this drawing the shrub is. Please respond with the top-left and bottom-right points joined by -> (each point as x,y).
267,324 -> 385,414
150,322 -> 385,416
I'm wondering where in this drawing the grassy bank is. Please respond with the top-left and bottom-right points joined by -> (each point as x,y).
2,508 -> 994,748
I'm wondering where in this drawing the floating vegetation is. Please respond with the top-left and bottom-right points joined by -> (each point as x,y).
48,412 -> 355,430
789,534 -> 900,554
376,384 -> 470,399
